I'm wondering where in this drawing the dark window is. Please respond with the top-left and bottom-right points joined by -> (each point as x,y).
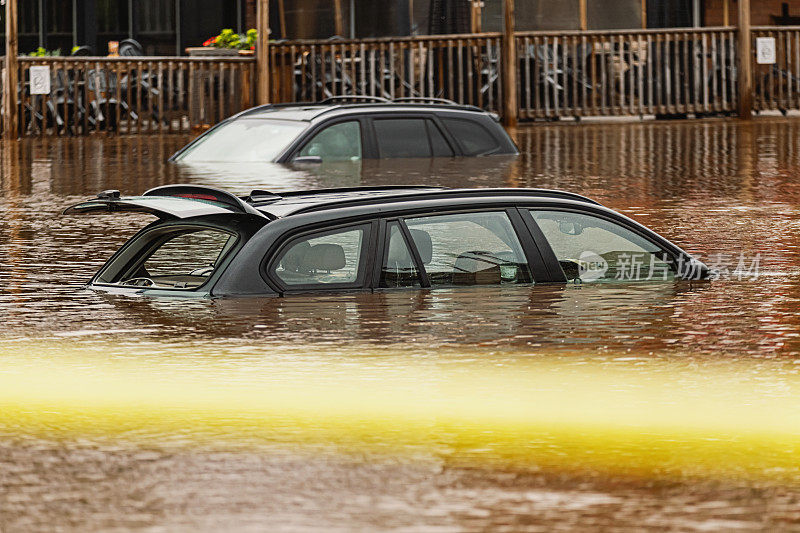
441,118 -> 500,156
404,212 -> 532,287
272,225 -> 369,288
374,119 -> 432,158
380,222 -> 421,288
646,0 -> 693,28
427,121 -> 455,157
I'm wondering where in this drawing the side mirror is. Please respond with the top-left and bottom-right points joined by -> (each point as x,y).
292,155 -> 322,164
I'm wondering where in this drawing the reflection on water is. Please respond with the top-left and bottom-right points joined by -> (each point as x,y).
3,119 -> 800,530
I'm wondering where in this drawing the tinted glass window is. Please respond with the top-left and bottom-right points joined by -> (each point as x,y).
118,229 -> 234,289
380,222 -> 421,288
427,121 -> 454,157
177,119 -> 307,162
405,212 -> 531,287
441,117 -> 500,156
297,121 -> 362,162
374,119 -> 432,158
274,226 -> 366,287
531,210 -> 674,282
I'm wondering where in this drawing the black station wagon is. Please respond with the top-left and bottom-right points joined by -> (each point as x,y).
169,98 -> 518,164
64,186 -> 709,297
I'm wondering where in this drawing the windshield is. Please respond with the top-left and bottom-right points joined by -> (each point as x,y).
175,119 -> 307,162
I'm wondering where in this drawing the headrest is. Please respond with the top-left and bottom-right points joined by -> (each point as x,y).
304,243 -> 346,271
408,229 -> 432,264
281,240 -> 311,272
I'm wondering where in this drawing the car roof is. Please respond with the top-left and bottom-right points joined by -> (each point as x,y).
64,185 -> 602,222
232,99 -> 495,123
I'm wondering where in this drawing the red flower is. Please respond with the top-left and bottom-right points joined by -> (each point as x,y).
202,37 -> 215,47
250,45 -> 255,50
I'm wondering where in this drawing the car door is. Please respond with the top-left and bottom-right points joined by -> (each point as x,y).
366,115 -> 456,159
374,208 -> 549,289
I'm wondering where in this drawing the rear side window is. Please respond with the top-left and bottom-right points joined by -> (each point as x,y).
297,121 -> 362,161
108,228 -> 236,290
441,117 -> 500,156
373,118 -> 454,158
272,225 -> 368,288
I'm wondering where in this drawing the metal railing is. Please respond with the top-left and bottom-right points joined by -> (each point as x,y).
268,33 -> 504,112
515,27 -> 738,119
14,57 -> 256,136
751,27 -> 800,113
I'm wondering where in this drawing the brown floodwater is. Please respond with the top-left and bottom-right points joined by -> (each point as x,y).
2,118 -> 800,531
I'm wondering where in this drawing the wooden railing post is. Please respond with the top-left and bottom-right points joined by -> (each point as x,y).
502,0 -> 517,127
256,0 -> 270,105
3,0 -> 19,139
737,0 -> 752,119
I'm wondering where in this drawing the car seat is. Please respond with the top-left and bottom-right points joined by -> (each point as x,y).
452,251 -> 502,285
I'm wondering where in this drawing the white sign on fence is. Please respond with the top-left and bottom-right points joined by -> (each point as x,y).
756,37 -> 777,65
29,65 -> 51,94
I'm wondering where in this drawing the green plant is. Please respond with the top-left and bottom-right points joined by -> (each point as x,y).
28,47 -> 61,57
203,28 -> 257,50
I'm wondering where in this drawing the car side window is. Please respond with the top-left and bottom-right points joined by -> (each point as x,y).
404,212 -> 532,287
427,121 -> 454,157
441,117 -> 499,156
296,121 -> 362,161
373,118 -> 454,158
273,225 -> 367,288
530,210 -> 674,282
380,222 -> 421,288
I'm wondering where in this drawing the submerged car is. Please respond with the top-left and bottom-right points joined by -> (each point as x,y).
64,186 -> 709,298
169,97 -> 518,164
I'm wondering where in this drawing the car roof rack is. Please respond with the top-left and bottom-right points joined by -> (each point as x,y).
318,95 -> 390,104
244,185 -> 444,205
392,97 -> 458,105
283,188 -> 602,216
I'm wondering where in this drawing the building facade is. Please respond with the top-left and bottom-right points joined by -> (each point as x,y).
1,0 -> 799,57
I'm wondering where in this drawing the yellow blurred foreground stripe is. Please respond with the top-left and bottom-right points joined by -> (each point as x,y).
1,343 -> 800,480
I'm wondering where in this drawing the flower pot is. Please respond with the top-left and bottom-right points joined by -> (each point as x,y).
238,49 -> 255,56
185,47 -> 241,57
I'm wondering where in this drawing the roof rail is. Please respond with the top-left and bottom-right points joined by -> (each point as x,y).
392,97 -> 458,105
318,95 -> 390,104
272,185 -> 443,198
284,188 -> 602,216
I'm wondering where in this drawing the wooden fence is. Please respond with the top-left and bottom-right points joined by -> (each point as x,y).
268,33 -> 504,112
7,26 -> 800,137
515,27 -> 738,119
751,27 -> 800,113
10,57 -> 255,136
